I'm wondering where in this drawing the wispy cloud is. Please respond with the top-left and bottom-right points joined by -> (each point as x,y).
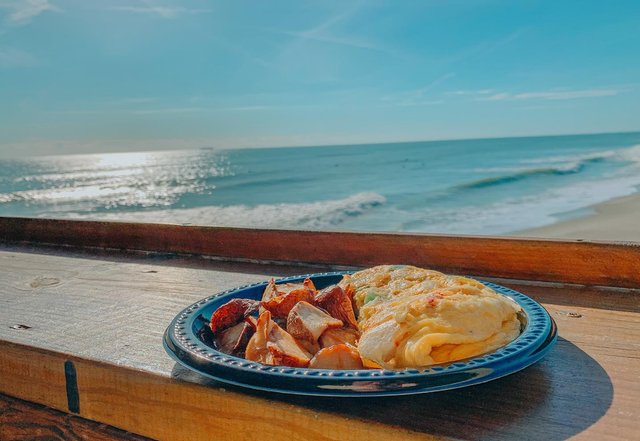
109,1 -> 211,19
480,88 -> 624,101
442,87 -> 628,102
383,73 -> 455,106
408,73 -> 456,96
394,99 -> 444,107
107,97 -> 159,105
0,46 -> 37,68
282,2 -> 371,50
435,28 -> 528,68
209,36 -> 276,70
279,29 -> 380,51
1,0 -> 58,25
49,101 -> 319,116
445,89 -> 494,96
127,106 -> 205,115
272,1 -> 392,54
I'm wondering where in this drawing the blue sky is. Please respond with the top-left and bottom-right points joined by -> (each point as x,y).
0,0 -> 639,156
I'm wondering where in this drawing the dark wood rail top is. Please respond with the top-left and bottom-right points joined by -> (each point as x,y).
0,218 -> 639,440
2,216 -> 640,288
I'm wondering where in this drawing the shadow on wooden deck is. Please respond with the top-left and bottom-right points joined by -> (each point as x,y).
172,337 -> 612,441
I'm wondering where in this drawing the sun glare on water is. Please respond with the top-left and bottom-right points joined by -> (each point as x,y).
92,151 -> 158,170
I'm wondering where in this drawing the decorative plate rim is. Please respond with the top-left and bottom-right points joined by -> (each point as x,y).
165,271 -> 552,380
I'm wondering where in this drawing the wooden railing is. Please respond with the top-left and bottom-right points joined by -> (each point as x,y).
2,216 -> 640,288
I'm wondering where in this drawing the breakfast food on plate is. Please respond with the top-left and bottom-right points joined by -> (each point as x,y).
340,265 -> 522,368
208,265 -> 523,370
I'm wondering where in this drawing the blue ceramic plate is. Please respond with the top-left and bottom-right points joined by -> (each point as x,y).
164,272 -> 556,397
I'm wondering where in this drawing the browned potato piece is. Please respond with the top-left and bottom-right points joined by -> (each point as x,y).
260,279 -> 279,303
262,288 -> 314,318
319,327 -> 360,348
296,338 -> 320,356
342,283 -> 358,315
287,301 -> 343,342
267,325 -> 312,367
361,358 -> 383,369
314,285 -> 358,329
210,298 -> 259,335
262,278 -> 316,301
245,310 -> 311,367
215,321 -> 254,356
276,278 -> 316,295
244,315 -> 258,329
308,344 -> 364,370
260,278 -> 316,318
303,278 -> 317,291
245,311 -> 271,364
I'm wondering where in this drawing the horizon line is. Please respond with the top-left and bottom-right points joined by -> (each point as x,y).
2,128 -> 640,159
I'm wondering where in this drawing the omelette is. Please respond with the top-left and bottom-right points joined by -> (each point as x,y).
339,265 -> 522,369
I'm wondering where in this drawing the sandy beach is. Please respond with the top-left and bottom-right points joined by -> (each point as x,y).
518,193 -> 640,241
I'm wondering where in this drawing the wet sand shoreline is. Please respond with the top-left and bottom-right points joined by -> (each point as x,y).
517,192 -> 640,241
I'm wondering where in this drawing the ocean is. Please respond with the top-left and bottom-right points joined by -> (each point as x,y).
2,132 -> 640,235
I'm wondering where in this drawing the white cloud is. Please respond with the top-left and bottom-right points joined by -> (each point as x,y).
1,0 -> 58,25
109,1 -> 211,19
445,89 -> 494,96
126,107 -> 205,115
394,99 -> 444,107
482,92 -> 511,101
480,88 -> 623,101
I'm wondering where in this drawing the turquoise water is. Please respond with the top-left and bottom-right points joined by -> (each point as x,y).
1,132 -> 640,235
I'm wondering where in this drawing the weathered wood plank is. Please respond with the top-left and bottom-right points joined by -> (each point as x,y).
0,245 -> 638,440
2,217 -> 640,288
0,393 -> 151,441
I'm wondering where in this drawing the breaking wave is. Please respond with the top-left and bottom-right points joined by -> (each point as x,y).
461,145 -> 640,190
54,192 -> 387,230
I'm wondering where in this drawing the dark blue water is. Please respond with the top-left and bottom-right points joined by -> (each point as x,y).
1,132 -> 640,234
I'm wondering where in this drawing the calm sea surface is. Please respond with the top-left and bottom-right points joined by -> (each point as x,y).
2,132 -> 640,235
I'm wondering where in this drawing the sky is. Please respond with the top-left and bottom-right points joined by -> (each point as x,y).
0,0 -> 639,157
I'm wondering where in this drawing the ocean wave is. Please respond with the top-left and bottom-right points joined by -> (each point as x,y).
458,165 -> 585,190
52,192 -> 387,229
461,147 -> 627,190
519,149 -> 617,166
397,173 -> 640,235
616,144 -> 640,163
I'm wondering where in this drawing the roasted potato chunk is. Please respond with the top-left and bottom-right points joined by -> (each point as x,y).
309,344 -> 364,370
261,279 -> 315,318
210,298 -> 259,335
215,321 -> 255,356
245,310 -> 311,367
287,301 -> 343,342
319,327 -> 360,348
314,285 -> 358,329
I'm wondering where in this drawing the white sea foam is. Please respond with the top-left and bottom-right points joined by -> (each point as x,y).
520,149 -> 617,165
397,171 -> 640,235
53,192 -> 387,230
616,144 -> 640,163
473,149 -> 617,176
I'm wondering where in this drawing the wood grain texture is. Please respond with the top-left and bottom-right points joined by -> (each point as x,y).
0,393 -> 151,441
0,245 -> 639,441
2,216 -> 640,288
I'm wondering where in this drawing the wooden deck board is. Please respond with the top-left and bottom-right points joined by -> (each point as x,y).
0,393 -> 152,441
1,244 -> 639,440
